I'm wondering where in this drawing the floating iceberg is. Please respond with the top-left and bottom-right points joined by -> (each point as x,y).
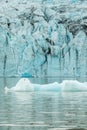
62,80 -> 87,92
5,78 -> 34,92
5,78 -> 87,92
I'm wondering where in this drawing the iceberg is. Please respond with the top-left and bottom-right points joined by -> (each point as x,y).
5,78 -> 34,92
5,78 -> 87,92
62,80 -> 87,92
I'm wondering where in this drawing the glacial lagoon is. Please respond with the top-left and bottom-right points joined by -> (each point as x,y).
0,0 -> 87,129
0,77 -> 87,130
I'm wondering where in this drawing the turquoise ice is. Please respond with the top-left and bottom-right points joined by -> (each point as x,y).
0,0 -> 87,77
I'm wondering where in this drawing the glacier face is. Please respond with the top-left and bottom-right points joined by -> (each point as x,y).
0,0 -> 87,77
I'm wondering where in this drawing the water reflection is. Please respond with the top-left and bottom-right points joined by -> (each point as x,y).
0,78 -> 87,130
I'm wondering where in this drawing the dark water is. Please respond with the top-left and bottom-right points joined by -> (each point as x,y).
0,78 -> 87,130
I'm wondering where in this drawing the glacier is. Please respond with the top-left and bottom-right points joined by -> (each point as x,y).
5,78 -> 87,92
0,0 -> 87,77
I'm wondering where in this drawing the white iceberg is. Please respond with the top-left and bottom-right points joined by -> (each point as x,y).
62,80 -> 87,92
5,78 -> 87,92
5,78 -> 34,92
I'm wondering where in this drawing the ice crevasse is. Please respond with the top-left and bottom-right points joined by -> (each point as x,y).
5,78 -> 87,92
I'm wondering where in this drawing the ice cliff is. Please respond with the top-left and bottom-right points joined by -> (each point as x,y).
0,0 -> 87,77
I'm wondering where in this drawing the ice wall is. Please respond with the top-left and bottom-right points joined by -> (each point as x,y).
0,0 -> 87,77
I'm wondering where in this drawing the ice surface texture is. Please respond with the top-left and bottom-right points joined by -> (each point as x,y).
0,0 -> 87,77
5,78 -> 87,92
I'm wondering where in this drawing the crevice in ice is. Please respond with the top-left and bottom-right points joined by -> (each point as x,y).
3,55 -> 7,76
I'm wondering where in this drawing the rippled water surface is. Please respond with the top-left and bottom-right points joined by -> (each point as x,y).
0,78 -> 87,130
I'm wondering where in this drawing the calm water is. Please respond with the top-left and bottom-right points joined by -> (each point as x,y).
0,78 -> 87,130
